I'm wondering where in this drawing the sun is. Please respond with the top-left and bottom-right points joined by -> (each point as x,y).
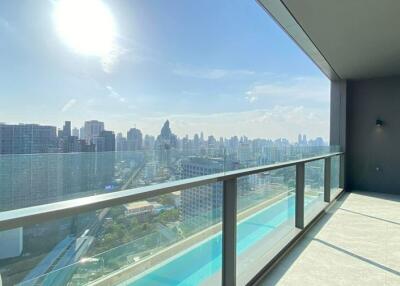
53,0 -> 117,57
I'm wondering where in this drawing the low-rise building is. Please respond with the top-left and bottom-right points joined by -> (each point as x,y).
124,201 -> 154,219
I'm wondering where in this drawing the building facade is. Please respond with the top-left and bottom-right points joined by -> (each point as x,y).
0,124 -> 57,154
83,120 -> 104,144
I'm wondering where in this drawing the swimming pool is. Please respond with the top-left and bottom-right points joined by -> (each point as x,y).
126,194 -> 319,286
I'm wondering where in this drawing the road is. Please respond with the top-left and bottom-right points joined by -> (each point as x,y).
88,162 -> 145,236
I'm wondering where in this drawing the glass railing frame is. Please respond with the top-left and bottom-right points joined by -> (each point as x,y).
0,151 -> 344,286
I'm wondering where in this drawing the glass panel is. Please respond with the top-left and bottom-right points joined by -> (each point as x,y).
330,155 -> 341,199
0,144 -> 341,213
304,159 -> 326,225
0,149 -> 229,212
0,185 -> 222,286
245,146 -> 339,168
236,166 -> 296,285
0,151 -> 145,211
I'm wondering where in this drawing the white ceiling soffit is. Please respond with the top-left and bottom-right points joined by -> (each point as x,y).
257,0 -> 340,80
259,0 -> 400,81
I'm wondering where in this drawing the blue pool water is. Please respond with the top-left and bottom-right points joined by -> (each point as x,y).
128,195 -> 313,286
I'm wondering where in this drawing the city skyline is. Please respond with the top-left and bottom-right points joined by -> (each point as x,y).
0,0 -> 330,141
0,119 -> 327,147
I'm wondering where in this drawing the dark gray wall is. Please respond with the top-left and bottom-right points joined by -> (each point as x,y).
330,80 -> 347,188
346,76 -> 400,194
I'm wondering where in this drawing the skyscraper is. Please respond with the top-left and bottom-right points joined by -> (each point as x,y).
180,157 -> 224,226
127,128 -> 143,151
155,120 -> 178,166
95,131 -> 115,152
143,135 -> 155,150
84,120 -> 104,144
62,121 -> 71,138
58,121 -> 84,153
79,126 -> 85,140
116,133 -> 128,151
72,127 -> 79,137
0,123 -> 57,154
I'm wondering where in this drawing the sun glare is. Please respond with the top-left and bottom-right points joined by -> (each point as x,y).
53,0 -> 116,57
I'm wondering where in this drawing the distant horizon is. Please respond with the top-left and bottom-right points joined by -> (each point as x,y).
0,119 -> 328,143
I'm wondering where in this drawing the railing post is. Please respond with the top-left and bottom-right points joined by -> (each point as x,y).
324,157 -> 331,202
339,153 -> 345,189
222,178 -> 237,286
295,163 -> 305,229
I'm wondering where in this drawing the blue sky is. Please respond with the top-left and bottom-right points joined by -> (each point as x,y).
0,0 -> 330,141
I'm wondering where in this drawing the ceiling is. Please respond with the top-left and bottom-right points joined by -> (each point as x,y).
259,0 -> 400,80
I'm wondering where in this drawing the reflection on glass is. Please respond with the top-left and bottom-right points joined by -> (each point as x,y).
236,167 -> 296,285
0,150 -> 341,286
330,156 -> 341,199
3,186 -> 222,286
0,146 -> 338,213
304,159 -> 326,225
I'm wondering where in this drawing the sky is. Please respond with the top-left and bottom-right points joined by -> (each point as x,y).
0,0 -> 330,141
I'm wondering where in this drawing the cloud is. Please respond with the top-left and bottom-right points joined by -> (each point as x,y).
173,67 -> 255,79
61,99 -> 77,112
106,85 -> 126,102
245,76 -> 329,103
101,45 -> 128,73
101,36 -> 156,73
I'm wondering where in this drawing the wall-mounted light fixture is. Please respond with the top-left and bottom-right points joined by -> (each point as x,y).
376,119 -> 383,127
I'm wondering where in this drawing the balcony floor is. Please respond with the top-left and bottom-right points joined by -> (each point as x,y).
257,191 -> 400,286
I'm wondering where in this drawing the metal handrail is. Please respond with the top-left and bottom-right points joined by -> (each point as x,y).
0,151 -> 344,286
0,151 -> 343,231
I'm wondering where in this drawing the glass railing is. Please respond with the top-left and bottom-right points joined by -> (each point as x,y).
0,146 -> 339,213
11,185 -> 222,286
236,167 -> 296,285
304,159 -> 325,225
330,155 -> 341,199
0,149 -> 343,286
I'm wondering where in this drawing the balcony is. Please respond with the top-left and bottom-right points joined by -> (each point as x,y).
258,191 -> 400,285
0,149 -> 343,286
2,0 -> 400,285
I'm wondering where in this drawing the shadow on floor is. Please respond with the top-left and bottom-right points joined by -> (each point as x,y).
255,192 -> 350,285
257,191 -> 400,285
338,207 -> 400,226
349,190 -> 400,202
313,238 -> 400,277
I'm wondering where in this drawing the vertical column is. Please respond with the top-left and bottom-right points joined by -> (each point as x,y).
330,80 -> 347,189
295,163 -> 305,229
339,153 -> 345,189
324,157 -> 331,202
222,178 -> 237,286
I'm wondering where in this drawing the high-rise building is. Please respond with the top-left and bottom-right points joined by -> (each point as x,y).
180,157 -> 224,226
127,128 -> 143,151
143,135 -> 155,150
95,131 -> 115,152
63,121 -> 71,138
72,127 -> 79,137
84,120 -> 104,144
155,120 -> 178,166
116,133 -> 128,151
59,121 -> 88,153
79,126 -> 85,140
0,123 -> 57,154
